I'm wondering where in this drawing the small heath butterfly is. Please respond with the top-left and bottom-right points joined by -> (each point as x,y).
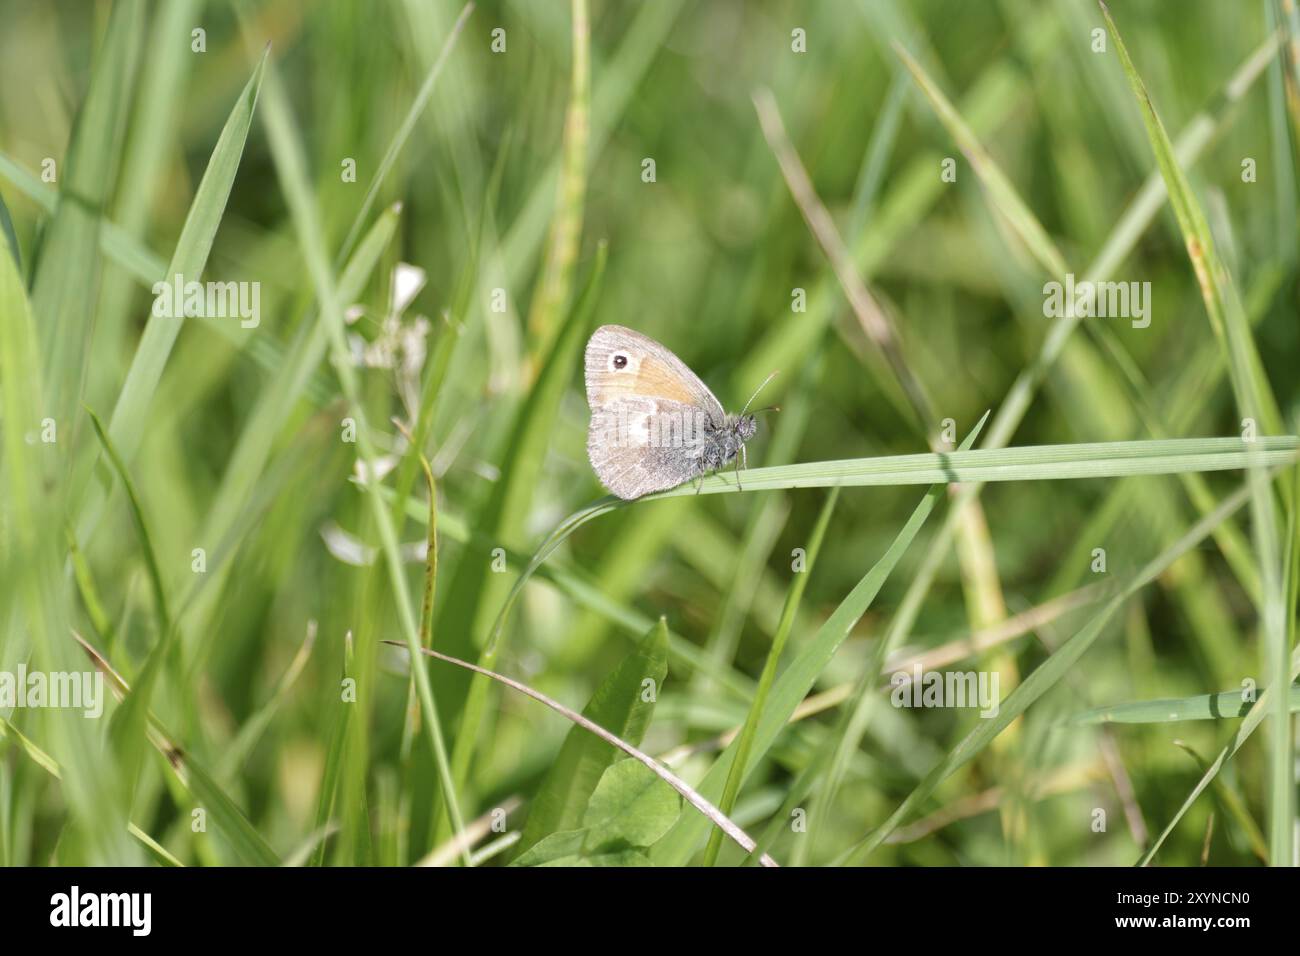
584,325 -> 774,499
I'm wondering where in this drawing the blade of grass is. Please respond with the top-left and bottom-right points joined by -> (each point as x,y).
526,0 -> 589,353
31,0 -> 142,427
85,408 -> 170,635
244,32 -> 468,859
75,48 -> 269,544
651,414 -> 989,865
513,619 -> 669,858
837,476 -> 1261,864
1100,0 -> 1291,866
1070,686 -> 1300,724
703,487 -> 839,866
335,1 -> 473,263
384,641 -> 778,866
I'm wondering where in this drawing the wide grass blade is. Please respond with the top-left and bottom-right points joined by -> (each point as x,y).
648,436 -> 1297,495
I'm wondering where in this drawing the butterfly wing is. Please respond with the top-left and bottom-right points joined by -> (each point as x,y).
585,325 -> 726,499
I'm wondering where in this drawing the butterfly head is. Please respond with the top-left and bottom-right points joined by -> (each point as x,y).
735,414 -> 758,442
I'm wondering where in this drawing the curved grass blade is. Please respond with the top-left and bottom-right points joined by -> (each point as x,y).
1172,741 -> 1267,864
85,406 -> 176,804
384,641 -> 778,866
514,619 -> 668,858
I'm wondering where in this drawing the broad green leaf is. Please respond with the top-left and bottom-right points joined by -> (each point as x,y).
582,758 -> 680,849
514,618 -> 668,857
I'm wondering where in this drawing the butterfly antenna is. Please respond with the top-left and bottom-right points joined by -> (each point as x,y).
741,370 -> 779,415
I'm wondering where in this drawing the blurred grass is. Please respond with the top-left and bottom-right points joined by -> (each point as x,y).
0,0 -> 1296,867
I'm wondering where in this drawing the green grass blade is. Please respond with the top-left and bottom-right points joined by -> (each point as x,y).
650,413 -> 989,865
895,42 -> 1067,279
704,487 -> 838,866
1100,0 -> 1290,866
336,2 -> 473,262
1069,686 -> 1300,725
839,477 -> 1259,864
84,408 -> 170,635
645,437 -> 1298,495
525,0 -> 590,351
30,0 -> 143,427
99,48 -> 268,473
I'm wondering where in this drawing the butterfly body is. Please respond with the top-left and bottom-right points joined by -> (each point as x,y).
584,325 -> 761,500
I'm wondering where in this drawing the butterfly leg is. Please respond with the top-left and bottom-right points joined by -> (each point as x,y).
734,454 -> 743,493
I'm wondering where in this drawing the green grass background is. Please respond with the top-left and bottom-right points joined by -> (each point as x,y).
0,0 -> 1297,866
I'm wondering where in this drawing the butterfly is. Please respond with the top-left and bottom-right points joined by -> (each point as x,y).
584,324 -> 775,500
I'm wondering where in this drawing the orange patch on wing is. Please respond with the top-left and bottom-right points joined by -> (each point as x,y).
633,357 -> 698,405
